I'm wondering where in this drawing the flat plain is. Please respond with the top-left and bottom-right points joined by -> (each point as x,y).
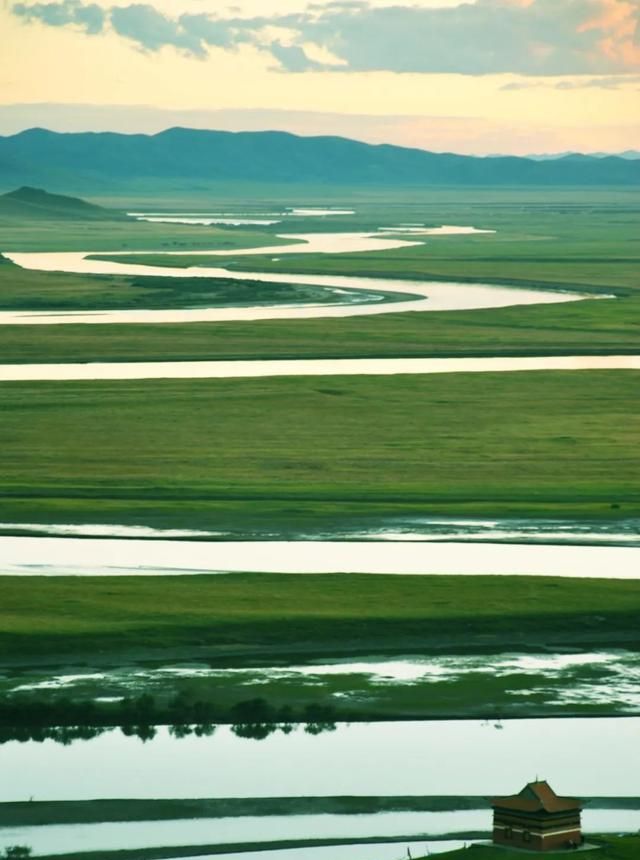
0,371 -> 638,529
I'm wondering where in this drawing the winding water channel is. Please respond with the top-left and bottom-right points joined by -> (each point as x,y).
3,228 -> 590,324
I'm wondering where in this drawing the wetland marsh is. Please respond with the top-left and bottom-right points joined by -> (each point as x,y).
1,188 -> 639,857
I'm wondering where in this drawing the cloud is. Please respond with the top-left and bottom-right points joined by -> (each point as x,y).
13,0 -> 105,34
109,4 -> 206,56
268,41 -> 325,72
554,73 -> 640,89
177,14 -> 241,49
295,0 -> 640,75
502,73 -> 640,90
10,0 -> 640,74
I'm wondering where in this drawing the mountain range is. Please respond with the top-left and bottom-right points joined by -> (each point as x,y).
1,127 -> 638,190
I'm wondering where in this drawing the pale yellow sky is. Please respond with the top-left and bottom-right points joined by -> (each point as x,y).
2,0 -> 639,153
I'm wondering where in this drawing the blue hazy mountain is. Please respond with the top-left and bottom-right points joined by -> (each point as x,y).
0,127 -> 637,190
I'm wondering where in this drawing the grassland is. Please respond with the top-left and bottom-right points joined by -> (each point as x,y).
432,837 -> 640,858
0,796 -> 498,827
1,574 -> 639,725
1,286 -> 637,365
0,371 -> 638,528
0,260 -> 389,312
2,574 -> 640,662
0,217 -> 297,253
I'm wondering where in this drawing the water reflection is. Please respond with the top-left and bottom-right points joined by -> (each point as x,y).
1,719 -> 639,801
0,720 -> 337,747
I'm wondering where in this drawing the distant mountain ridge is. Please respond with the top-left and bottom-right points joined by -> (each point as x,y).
525,150 -> 640,161
0,127 -> 637,190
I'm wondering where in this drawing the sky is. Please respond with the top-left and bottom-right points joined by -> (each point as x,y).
1,0 -> 639,154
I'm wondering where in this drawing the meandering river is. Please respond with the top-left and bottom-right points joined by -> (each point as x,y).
3,228 -> 590,324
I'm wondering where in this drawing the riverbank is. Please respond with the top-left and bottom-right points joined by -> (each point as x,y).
432,836 -> 640,858
4,796 -> 640,828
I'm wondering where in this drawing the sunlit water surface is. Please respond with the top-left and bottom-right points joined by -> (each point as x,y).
2,227 -> 590,324
1,355 -> 638,382
1,536 -> 639,578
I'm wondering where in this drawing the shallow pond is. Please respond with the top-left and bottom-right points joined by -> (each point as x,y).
2,718 -> 639,801
7,650 -> 640,715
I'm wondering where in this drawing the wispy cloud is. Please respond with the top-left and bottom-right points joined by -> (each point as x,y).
502,73 -> 640,90
110,4 -> 205,56
268,41 -> 324,72
11,0 -> 640,74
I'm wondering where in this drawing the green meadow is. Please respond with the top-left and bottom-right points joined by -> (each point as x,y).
429,837 -> 640,859
2,575 -> 640,724
0,216 -> 297,253
0,371 -> 638,529
4,572 -> 639,660
0,261 -> 390,312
